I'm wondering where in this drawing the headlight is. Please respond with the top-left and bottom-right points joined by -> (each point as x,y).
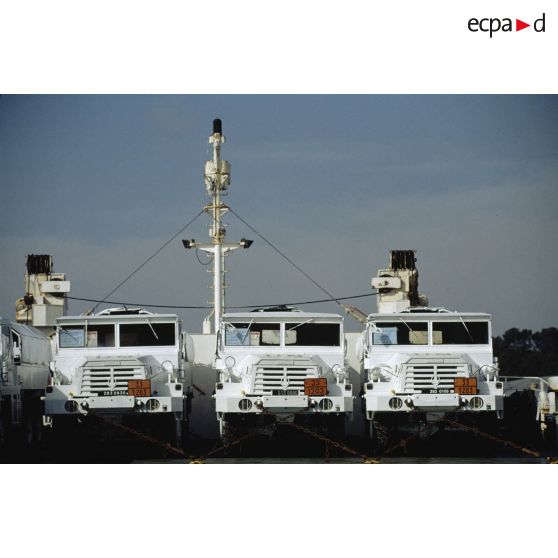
319,398 -> 333,411
470,396 -> 484,409
389,397 -> 403,410
146,399 -> 160,412
239,399 -> 252,411
64,400 -> 79,413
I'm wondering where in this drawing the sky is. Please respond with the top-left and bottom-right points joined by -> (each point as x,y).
1,95 -> 557,335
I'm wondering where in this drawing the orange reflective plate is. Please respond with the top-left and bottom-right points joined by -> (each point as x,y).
304,377 -> 328,396
128,379 -> 151,397
454,377 -> 477,395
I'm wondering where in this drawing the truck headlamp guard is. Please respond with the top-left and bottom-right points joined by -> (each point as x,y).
332,364 -> 346,383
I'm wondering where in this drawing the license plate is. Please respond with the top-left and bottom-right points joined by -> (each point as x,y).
128,379 -> 151,397
304,377 -> 327,396
454,377 -> 477,395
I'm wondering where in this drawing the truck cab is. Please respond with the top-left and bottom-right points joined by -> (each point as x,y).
215,308 -> 353,439
361,309 -> 504,420
359,250 -> 505,447
45,308 -> 193,444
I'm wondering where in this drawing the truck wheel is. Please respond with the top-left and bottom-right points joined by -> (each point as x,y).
220,417 -> 242,458
543,417 -> 558,455
327,415 -> 346,440
0,418 -> 6,449
0,399 -> 6,449
22,395 -> 43,448
368,417 -> 393,455
368,420 -> 383,450
178,399 -> 190,448
174,412 -> 189,450
152,414 -> 182,448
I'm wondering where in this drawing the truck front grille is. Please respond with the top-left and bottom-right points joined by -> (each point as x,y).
252,366 -> 318,395
80,365 -> 145,396
402,357 -> 469,393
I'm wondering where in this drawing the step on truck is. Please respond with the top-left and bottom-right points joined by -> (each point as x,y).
45,308 -> 193,446
359,250 -> 504,448
214,307 -> 353,443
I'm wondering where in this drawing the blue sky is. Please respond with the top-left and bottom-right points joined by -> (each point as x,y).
1,95 -> 557,334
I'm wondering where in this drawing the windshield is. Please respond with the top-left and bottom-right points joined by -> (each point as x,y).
119,323 -> 176,347
224,322 -> 280,346
285,323 -> 340,346
432,321 -> 489,344
59,327 -> 86,348
59,324 -> 116,348
372,322 -> 428,345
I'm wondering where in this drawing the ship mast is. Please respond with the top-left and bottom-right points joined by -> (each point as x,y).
183,119 -> 252,334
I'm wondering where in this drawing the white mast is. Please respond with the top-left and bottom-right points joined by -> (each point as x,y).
183,119 -> 252,334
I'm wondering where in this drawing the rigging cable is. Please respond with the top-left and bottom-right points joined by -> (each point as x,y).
229,208 -> 342,306
90,209 -> 205,313
67,291 -> 379,310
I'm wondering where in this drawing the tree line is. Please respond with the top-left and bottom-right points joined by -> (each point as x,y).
493,327 -> 558,377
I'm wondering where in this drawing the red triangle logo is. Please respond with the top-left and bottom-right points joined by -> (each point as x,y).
516,19 -> 530,31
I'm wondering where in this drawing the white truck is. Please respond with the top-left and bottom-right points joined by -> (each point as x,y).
1,317 -> 51,447
214,308 -> 353,442
45,308 -> 193,445
360,251 -> 504,447
503,375 -> 558,450
0,254 -> 70,448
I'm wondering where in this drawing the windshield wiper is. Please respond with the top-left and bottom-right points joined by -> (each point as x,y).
457,316 -> 474,342
146,319 -> 159,340
241,319 -> 254,343
287,319 -> 314,331
397,317 -> 413,332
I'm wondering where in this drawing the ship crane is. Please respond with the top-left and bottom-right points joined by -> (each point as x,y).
182,119 -> 253,334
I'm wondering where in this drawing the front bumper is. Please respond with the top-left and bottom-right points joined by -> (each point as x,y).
44,385 -> 183,415
363,391 -> 504,415
215,393 -> 354,414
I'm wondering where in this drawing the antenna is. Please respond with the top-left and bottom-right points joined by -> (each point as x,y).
183,119 -> 253,334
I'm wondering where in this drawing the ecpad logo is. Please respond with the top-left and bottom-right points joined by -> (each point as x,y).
468,13 -> 546,37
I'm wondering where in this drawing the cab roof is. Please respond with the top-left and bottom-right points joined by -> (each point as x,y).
56,312 -> 179,324
222,310 -> 343,321
368,310 -> 491,321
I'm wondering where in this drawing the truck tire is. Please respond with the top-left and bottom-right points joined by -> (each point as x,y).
326,415 -> 346,440
22,393 -> 43,448
368,415 -> 394,455
0,417 -> 5,450
543,416 -> 557,456
220,416 -> 242,457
